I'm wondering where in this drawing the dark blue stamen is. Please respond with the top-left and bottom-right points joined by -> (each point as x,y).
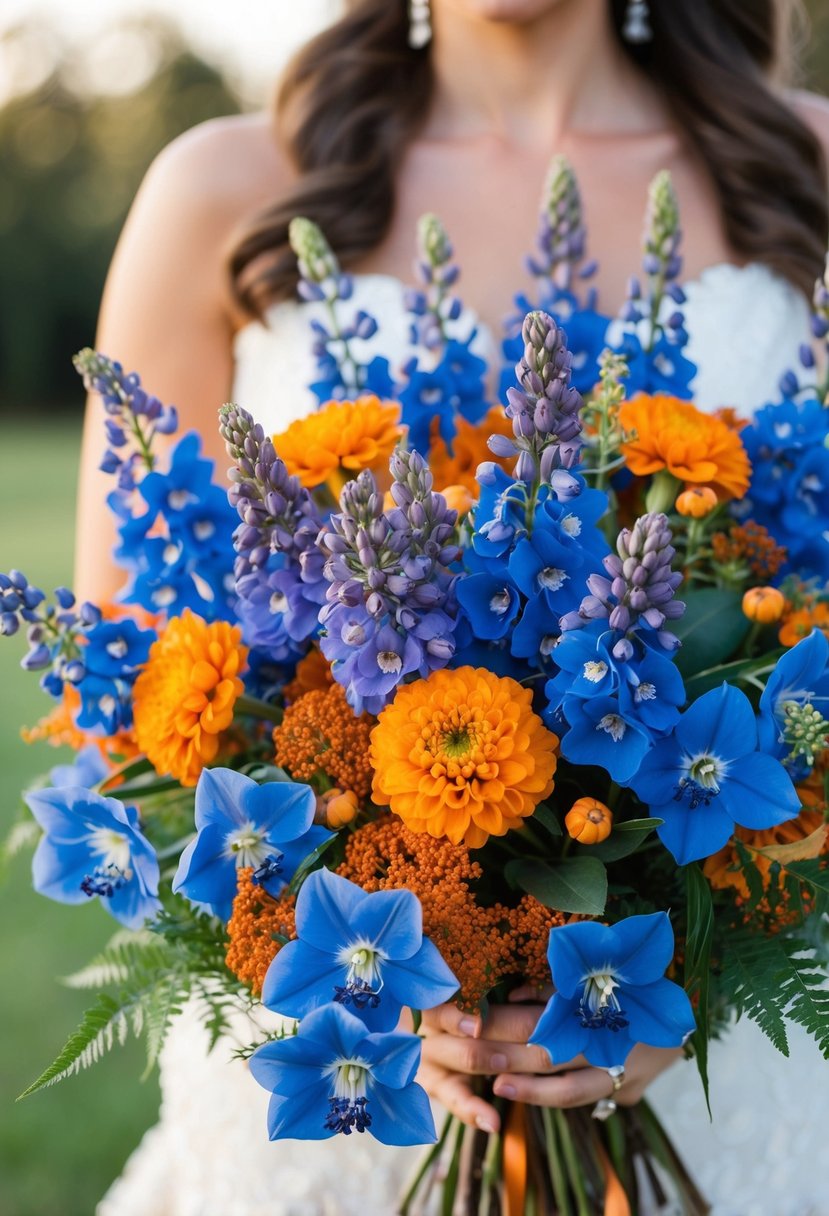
324,1097 -> 372,1135
333,979 -> 381,1010
673,779 -> 715,809
80,863 -> 127,898
576,1004 -> 630,1032
251,853 -> 284,886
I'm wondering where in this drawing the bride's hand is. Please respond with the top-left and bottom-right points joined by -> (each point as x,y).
416,994 -> 684,1133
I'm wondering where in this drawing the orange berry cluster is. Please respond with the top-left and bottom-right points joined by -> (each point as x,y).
225,870 -> 297,994
225,816 -> 567,1010
711,521 -> 787,581
272,682 -> 374,799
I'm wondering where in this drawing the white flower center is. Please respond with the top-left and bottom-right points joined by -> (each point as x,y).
99,694 -> 117,720
106,638 -> 128,659
168,489 -> 197,510
326,1058 -> 370,1103
337,940 -> 387,991
194,520 -> 215,541
561,514 -> 582,537
153,586 -> 176,608
377,650 -> 402,674
489,589 -> 511,616
596,714 -> 626,742
583,661 -> 608,684
540,635 -> 559,657
685,752 -> 723,791
88,827 -> 132,877
224,821 -> 272,869
635,682 -> 656,702
538,567 -> 568,592
269,590 -> 289,614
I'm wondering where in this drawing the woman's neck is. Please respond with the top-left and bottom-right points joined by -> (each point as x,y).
427,0 -> 670,147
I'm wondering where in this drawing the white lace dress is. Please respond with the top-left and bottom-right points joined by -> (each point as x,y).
99,264 -> 828,1216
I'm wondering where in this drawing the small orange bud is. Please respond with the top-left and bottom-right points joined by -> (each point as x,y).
564,797 -> 613,845
742,586 -> 786,624
321,787 -> 360,829
440,483 -> 475,516
675,486 -> 718,518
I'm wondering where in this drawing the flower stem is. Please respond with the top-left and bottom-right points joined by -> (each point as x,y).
398,1112 -> 454,1214
554,1109 -> 591,1216
540,1107 -> 573,1216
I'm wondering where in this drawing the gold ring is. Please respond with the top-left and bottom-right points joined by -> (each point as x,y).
608,1065 -> 625,1094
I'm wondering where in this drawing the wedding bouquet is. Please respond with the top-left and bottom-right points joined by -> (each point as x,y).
4,162 -> 829,1215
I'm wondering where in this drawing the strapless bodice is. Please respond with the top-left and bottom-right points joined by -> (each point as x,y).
230,262 -> 810,431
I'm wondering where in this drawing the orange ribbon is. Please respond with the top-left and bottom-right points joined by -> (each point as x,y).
596,1140 -> 632,1216
502,1100 -> 528,1216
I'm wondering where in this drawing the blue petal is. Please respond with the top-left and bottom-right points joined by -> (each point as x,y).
25,786 -> 124,842
675,684 -> 757,761
580,1025 -> 635,1069
298,1003 -> 372,1059
628,739 -> 682,804
381,939 -> 459,1011
352,888 -> 422,960
548,922 -> 619,998
261,940 -> 341,1016
106,880 -> 162,931
529,995 -> 590,1065
368,1081 -> 436,1146
32,838 -> 91,904
250,1036 -> 326,1097
276,826 -> 333,879
653,798 -> 734,865
295,868 -> 365,952
265,1085 -> 334,1141
609,913 -> 675,987
171,823 -> 236,920
718,754 -> 801,830
364,1031 -> 422,1089
193,766 -> 250,832
246,781 -> 317,842
620,978 -> 696,1048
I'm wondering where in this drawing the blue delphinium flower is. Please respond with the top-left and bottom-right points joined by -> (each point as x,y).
173,768 -> 331,921
758,630 -> 829,774
26,785 -> 160,930
262,868 -> 458,1032
529,913 -> 695,1069
629,683 -> 801,865
48,744 -> 109,790
249,1004 -> 436,1145
290,217 -> 392,402
74,617 -> 155,734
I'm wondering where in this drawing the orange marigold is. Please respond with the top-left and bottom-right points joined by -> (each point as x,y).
780,600 -> 829,647
619,393 -> 750,500
272,396 -> 404,492
272,682 -> 374,800
133,610 -> 247,786
711,521 -> 788,581
370,667 -> 558,848
703,803 -> 828,903
427,408 -> 513,496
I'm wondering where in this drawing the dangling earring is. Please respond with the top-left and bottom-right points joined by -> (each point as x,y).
623,0 -> 652,44
408,0 -> 432,50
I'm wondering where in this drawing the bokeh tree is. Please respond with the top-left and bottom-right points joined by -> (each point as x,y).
0,17 -> 243,413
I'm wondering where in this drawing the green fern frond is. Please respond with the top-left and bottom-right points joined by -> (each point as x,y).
17,995 -> 140,1099
62,930 -> 163,989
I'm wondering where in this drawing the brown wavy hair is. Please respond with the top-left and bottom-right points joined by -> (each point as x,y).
229,0 -> 827,313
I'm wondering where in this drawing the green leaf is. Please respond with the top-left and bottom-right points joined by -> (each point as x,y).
684,864 -> 714,1114
287,833 -> 340,895
683,651 -> 783,699
531,804 -> 562,837
18,994 -> 138,1099
588,817 -> 663,863
505,857 -> 607,915
784,860 -> 829,899
672,589 -> 750,679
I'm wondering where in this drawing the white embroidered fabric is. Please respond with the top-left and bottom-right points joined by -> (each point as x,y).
99,265 -> 828,1216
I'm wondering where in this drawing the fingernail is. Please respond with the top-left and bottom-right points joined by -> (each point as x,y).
490,1053 -> 508,1070
494,1082 -> 517,1099
459,1017 -> 478,1036
475,1116 -> 497,1134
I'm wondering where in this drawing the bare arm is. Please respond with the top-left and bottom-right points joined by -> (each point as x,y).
73,115 -> 284,605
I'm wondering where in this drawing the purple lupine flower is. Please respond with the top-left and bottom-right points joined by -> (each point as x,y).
524,156 -> 596,296
220,403 -> 327,649
406,214 -> 463,352
318,452 -> 460,711
73,349 -> 178,492
494,310 -> 586,496
561,512 -> 685,656
620,172 -> 687,355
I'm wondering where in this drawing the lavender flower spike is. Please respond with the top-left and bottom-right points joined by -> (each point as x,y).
406,213 -> 463,352
527,156 -> 593,293
563,512 -> 685,652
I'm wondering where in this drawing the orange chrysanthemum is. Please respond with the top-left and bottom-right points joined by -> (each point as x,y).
133,610 -> 247,786
619,393 -> 750,500
272,396 -> 404,492
272,681 -> 374,800
780,600 -> 829,647
370,667 -> 558,847
428,408 -> 513,496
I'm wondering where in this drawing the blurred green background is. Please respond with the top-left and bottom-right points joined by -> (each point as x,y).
0,5 -> 827,1215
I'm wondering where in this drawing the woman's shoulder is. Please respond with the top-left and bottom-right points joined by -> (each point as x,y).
143,112 -> 293,225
